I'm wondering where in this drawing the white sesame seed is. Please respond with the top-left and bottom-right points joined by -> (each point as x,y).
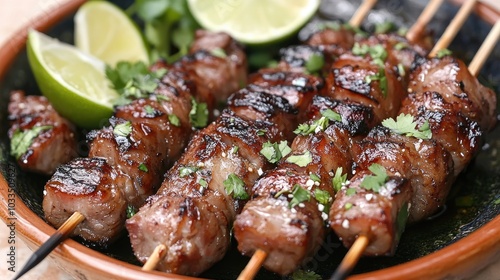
321,212 -> 328,221
365,193 -> 373,201
306,179 -> 314,187
248,167 -> 253,172
328,172 -> 334,177
314,181 -> 320,186
258,168 -> 263,176
222,152 -> 227,157
342,219 -> 350,229
299,203 -> 305,208
318,204 -> 325,212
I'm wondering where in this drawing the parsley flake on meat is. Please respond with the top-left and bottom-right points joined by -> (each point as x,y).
223,173 -> 249,200
382,113 -> 432,139
10,126 -> 52,159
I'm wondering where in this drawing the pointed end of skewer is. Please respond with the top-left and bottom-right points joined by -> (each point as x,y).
12,212 -> 84,279
330,235 -> 370,280
142,244 -> 167,271
237,249 -> 268,280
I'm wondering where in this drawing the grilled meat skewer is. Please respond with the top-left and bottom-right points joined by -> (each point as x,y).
232,31 -> 429,275
330,54 -> 497,256
7,91 -> 78,175
42,31 -> 247,244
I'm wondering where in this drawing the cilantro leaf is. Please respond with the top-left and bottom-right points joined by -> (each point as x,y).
314,189 -> 331,206
289,184 -> 311,208
332,167 -> 347,192
10,126 -> 52,159
113,121 -> 132,137
189,98 -> 209,128
223,173 -> 249,200
375,21 -> 396,34
305,53 -> 325,74
382,113 -> 432,139
168,114 -> 181,126
436,49 -> 452,58
126,205 -> 136,219
291,269 -> 322,280
365,68 -> 388,97
210,47 -> 227,58
138,163 -> 149,172
360,163 -> 389,192
310,173 -> 321,182
260,141 -> 291,164
179,166 -> 200,177
286,151 -> 312,167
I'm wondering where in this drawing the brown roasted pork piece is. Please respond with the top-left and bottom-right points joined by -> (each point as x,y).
305,24 -> 357,58
330,55 -> 496,256
232,35 -> 424,275
8,90 -> 77,174
43,31 -> 247,244
126,71 -> 324,276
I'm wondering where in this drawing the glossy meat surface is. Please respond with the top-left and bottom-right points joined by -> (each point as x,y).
8,91 -> 77,174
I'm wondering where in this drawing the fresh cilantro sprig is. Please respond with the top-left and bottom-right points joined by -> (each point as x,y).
127,0 -> 199,62
113,121 -> 133,137
382,113 -> 432,139
179,166 -> 200,177
374,21 -> 396,34
332,167 -> 347,192
286,151 -> 312,167
189,98 -> 209,128
360,164 -> 389,192
10,126 -> 52,159
305,53 -> 325,75
289,184 -> 311,208
436,49 -> 453,59
294,109 -> 341,136
223,173 -> 249,200
365,68 -> 388,97
106,61 -> 167,106
260,141 -> 291,164
126,205 -> 136,219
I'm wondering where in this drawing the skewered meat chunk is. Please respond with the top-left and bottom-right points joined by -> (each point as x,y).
306,24 -> 357,58
233,33 -> 431,275
234,97 -> 376,275
8,90 -> 77,174
330,55 -> 497,256
126,70 -> 324,276
43,31 -> 248,244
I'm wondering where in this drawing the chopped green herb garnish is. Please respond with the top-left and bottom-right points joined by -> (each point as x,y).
397,63 -> 406,77
314,189 -> 331,206
394,42 -> 408,50
113,121 -> 132,137
189,98 -> 209,128
231,146 -> 239,154
382,113 -> 432,139
179,166 -> 200,177
375,21 -> 396,34
256,129 -> 267,136
397,27 -> 408,36
310,173 -> 321,182
494,198 -> 500,205
305,53 -> 325,74
138,163 -> 148,172
286,151 -> 312,167
199,178 -> 208,188
352,43 -> 388,62
346,188 -> 357,196
289,184 -> 311,208
210,47 -> 227,58
223,173 -> 249,200
106,61 -> 164,106
291,269 -> 322,280
321,108 -> 342,122
318,21 -> 341,31
365,68 -> 388,97
343,23 -> 368,37
156,94 -> 170,102
332,167 -> 347,192
345,202 -> 353,210
144,105 -> 155,115
260,141 -> 291,164
10,126 -> 52,159
294,109 -> 340,136
436,48 -> 453,58
126,205 -> 136,219
168,114 -> 181,127
360,164 -> 389,192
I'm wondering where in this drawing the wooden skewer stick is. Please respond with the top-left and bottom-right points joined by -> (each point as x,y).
331,2 -> 489,280
13,212 -> 85,280
142,244 -> 168,271
237,249 -> 268,280
236,1 -> 379,279
429,0 -> 478,57
329,235 -> 370,280
406,0 -> 446,42
349,0 -> 378,27
468,20 -> 500,77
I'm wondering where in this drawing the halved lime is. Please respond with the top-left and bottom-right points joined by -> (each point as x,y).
27,29 -> 119,128
187,0 -> 320,45
75,1 -> 149,66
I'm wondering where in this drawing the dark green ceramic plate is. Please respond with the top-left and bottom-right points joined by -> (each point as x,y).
0,0 -> 499,279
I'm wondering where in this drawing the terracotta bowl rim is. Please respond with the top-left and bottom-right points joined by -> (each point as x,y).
0,0 -> 499,279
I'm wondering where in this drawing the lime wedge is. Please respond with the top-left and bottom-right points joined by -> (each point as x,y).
75,1 -> 149,66
27,30 -> 119,128
187,0 -> 320,45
